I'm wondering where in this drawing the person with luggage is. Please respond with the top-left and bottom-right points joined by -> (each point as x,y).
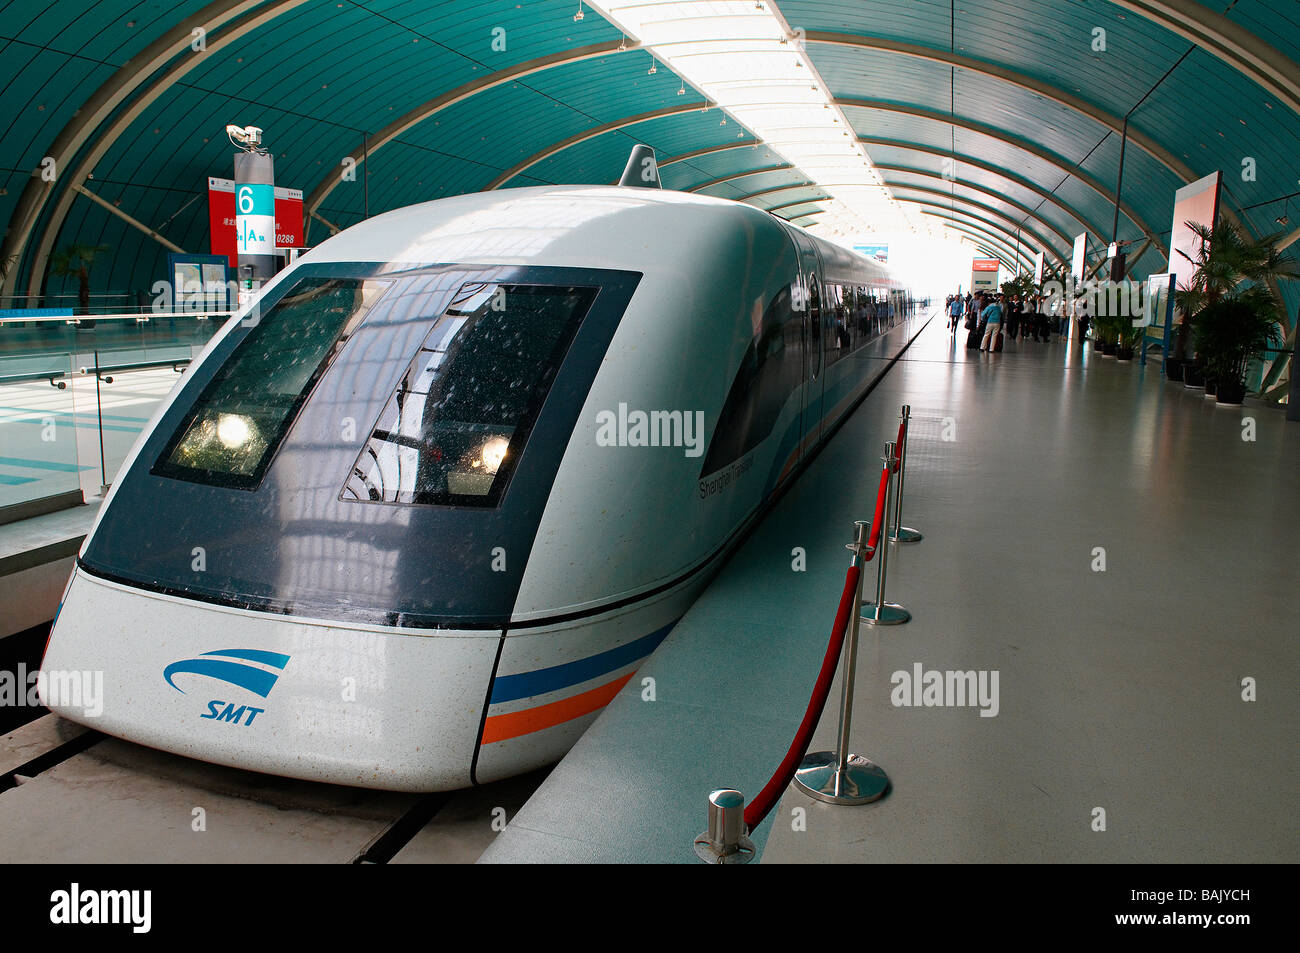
1005,295 -> 1020,341
965,292 -> 984,349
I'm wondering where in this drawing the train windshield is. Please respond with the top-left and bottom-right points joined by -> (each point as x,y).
343,281 -> 597,507
152,276 -> 390,489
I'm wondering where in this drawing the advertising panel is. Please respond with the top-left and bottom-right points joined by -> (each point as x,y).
971,257 -> 1000,291
1071,234 -> 1087,283
1168,171 -> 1222,293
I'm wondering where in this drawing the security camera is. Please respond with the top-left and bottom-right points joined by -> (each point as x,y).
225,124 -> 264,150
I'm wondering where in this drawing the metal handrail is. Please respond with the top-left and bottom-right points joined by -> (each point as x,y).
0,310 -> 233,325
78,357 -> 191,380
0,370 -> 68,388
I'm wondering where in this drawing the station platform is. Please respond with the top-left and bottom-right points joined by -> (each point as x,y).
482,314 -> 1298,864
0,500 -> 96,644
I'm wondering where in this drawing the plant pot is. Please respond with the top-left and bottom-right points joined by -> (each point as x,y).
1092,338 -> 1104,352
1116,347 -> 1134,362
1103,342 -> 1117,356
1164,357 -> 1185,382
1204,378 -> 1217,398
1183,364 -> 1205,388
1216,380 -> 1247,405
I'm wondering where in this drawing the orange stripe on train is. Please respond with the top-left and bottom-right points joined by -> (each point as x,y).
480,672 -> 635,745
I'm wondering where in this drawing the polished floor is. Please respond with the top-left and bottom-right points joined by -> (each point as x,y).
486,314 -> 1298,863
761,321 -> 1298,863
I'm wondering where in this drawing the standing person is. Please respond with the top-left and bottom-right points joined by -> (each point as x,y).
979,294 -> 1004,351
965,292 -> 984,349
948,294 -> 964,333
1029,295 -> 1046,342
1075,293 -> 1090,342
1005,295 -> 1020,341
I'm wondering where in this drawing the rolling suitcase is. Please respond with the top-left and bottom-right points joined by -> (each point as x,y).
993,327 -> 1004,352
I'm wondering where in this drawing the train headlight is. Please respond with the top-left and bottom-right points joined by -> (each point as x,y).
216,413 -> 255,449
476,435 -> 509,475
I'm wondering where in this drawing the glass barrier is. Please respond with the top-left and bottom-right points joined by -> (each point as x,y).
0,312 -> 229,511
0,351 -> 81,508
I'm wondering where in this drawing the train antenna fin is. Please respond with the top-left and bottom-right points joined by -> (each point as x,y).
618,144 -> 662,189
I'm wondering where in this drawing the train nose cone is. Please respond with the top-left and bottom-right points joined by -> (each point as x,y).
41,569 -> 499,791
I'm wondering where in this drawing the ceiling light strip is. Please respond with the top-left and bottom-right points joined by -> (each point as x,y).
585,0 -> 920,237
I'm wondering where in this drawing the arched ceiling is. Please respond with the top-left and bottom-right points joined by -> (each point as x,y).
1,0 -> 1297,332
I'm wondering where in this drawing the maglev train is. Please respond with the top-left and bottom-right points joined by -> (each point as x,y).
41,151 -> 923,790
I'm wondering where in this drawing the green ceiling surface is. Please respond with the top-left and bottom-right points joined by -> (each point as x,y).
0,0 -> 1295,335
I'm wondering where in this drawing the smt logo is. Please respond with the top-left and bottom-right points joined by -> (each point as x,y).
163,648 -> 289,696
163,648 -> 289,726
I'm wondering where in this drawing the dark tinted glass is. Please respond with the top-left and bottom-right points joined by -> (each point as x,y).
152,277 -> 389,489
698,285 -> 803,477
343,282 -> 596,507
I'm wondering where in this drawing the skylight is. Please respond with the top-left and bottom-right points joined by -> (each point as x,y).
585,0 -> 920,238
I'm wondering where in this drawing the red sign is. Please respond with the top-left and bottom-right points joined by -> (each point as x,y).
971,258 -> 1000,271
207,177 -> 305,265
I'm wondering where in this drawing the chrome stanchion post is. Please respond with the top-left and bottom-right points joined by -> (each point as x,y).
862,442 -> 911,626
93,349 -> 109,496
694,789 -> 755,863
889,405 -> 922,543
792,520 -> 890,805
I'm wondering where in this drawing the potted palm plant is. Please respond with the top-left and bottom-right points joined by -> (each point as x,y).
49,243 -> 110,327
1192,291 -> 1282,405
1173,219 -> 1297,393
1117,316 -> 1142,362
1093,305 -> 1121,355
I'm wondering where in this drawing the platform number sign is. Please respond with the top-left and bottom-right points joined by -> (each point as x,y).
236,183 -> 276,255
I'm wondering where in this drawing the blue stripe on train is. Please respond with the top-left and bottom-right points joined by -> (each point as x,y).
489,621 -> 676,704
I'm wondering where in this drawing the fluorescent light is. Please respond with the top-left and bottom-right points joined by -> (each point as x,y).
586,0 -> 919,234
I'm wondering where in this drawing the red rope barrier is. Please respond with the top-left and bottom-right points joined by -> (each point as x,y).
865,464 -> 889,554
892,419 -> 906,472
743,563 -> 861,832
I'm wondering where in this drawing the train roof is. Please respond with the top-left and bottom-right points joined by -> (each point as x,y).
300,184 -> 892,284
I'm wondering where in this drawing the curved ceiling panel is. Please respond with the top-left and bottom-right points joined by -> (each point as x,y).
2,0 -> 1296,338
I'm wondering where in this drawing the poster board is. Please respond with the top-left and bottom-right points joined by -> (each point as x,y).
1168,171 -> 1222,293
1070,234 -> 1087,283
971,258 -> 1000,291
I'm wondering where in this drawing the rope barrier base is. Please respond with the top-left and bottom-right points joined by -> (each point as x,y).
694,789 -> 756,864
860,601 -> 911,626
888,525 -> 923,543
793,751 -> 890,805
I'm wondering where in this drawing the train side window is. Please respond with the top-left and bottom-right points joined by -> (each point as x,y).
825,282 -> 846,368
152,276 -> 391,489
343,282 -> 596,507
854,285 -> 869,349
808,276 -> 821,381
697,284 -> 802,477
